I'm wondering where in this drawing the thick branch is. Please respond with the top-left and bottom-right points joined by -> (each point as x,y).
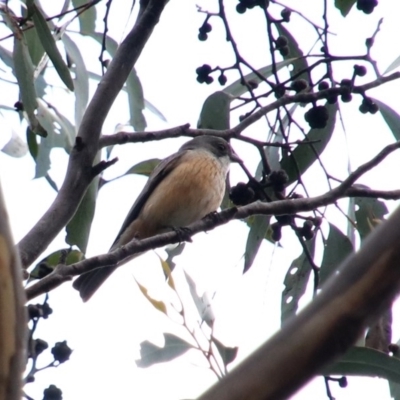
17,0 -> 169,268
0,181 -> 27,400
198,203 -> 400,400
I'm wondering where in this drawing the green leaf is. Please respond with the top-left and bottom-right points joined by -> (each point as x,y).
0,44 -> 14,68
136,333 -> 193,368
65,173 -> 98,253
126,68 -> 146,131
165,243 -> 186,272
275,24 -> 308,81
184,271 -> 215,327
323,347 -> 400,384
280,102 -> 338,185
355,190 -> 388,241
23,19 -> 45,66
320,223 -> 353,285
224,59 -> 296,97
243,215 -> 271,273
26,127 -> 39,159
198,91 -> 232,130
28,3 -> 73,91
383,55 -> 400,75
281,237 -> 316,325
372,98 -> 400,141
124,158 -> 161,177
29,248 -> 84,281
389,338 -> 400,399
72,0 -> 97,34
211,337 -> 238,367
62,34 -> 88,128
334,0 -> 357,17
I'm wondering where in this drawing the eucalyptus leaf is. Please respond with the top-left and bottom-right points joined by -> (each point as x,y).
243,215 -> 271,273
136,333 -> 193,368
383,54 -> 400,75
28,2 -> 74,90
372,98 -> 400,141
198,91 -> 232,130
211,337 -> 238,367
1,129 -> 28,157
126,68 -> 146,131
280,102 -> 338,185
72,0 -> 97,34
320,223 -> 353,285
334,0 -> 357,17
281,237 -> 316,325
323,346 -> 400,384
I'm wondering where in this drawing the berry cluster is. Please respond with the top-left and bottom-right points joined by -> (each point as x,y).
275,35 -> 289,57
271,216 -> 322,243
229,182 -> 255,206
356,0 -> 378,14
236,0 -> 269,14
198,22 -> 212,41
359,97 -> 379,114
196,64 -> 213,84
304,106 -> 329,129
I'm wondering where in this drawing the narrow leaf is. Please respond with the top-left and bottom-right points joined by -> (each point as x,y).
62,34 -> 88,128
72,0 -> 97,34
135,279 -> 167,315
212,337 -> 238,367
319,223 -> 353,285
184,271 -> 215,327
383,54 -> 400,75
281,237 -> 316,325
323,346 -> 400,384
126,68 -> 146,131
275,24 -> 308,81
198,91 -> 232,130
158,255 -> 176,290
224,59 -> 296,97
136,333 -> 193,368
65,174 -> 98,253
243,215 -> 271,273
354,190 -> 388,241
372,98 -> 400,141
280,102 -> 338,185
30,3 -> 73,90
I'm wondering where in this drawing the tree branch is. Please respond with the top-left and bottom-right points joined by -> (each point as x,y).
17,0 -> 169,269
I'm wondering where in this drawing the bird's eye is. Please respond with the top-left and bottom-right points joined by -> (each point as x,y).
218,143 -> 227,152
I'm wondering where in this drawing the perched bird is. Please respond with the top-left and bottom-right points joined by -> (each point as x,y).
73,135 -> 240,301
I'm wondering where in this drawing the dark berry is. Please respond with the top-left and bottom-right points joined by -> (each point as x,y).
203,23 -> 212,33
205,76 -> 214,84
327,94 -> 338,104
365,37 -> 374,48
218,74 -> 227,86
34,339 -> 49,356
236,3 -> 247,13
276,215 -> 293,226
354,64 -> 367,76
369,103 -> 379,113
318,81 -> 329,91
198,32 -> 208,41
303,220 -> 314,230
279,46 -> 289,57
356,0 -> 378,14
340,78 -> 352,88
313,216 -> 323,227
304,106 -> 329,129
269,170 -> 289,185
290,79 -> 308,93
14,101 -> 23,111
275,36 -> 288,49
271,223 -> 282,242
281,8 -> 291,22
341,93 -> 352,103
301,228 -> 314,241
247,79 -> 258,89
338,376 -> 348,388
43,385 -> 62,400
274,85 -> 286,99
51,341 -> 72,364
229,183 -> 255,206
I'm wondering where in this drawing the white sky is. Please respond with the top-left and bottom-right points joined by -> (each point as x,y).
1,0 -> 400,399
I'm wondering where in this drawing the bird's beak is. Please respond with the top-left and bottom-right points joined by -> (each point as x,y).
230,149 -> 242,163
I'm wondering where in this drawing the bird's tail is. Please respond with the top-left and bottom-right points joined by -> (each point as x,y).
72,265 -> 117,302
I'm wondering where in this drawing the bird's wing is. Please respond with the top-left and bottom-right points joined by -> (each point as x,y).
110,149 -> 188,247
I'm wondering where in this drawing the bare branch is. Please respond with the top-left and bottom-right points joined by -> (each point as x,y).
17,0 -> 169,269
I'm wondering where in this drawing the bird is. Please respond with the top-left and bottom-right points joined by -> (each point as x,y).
73,135 -> 240,301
